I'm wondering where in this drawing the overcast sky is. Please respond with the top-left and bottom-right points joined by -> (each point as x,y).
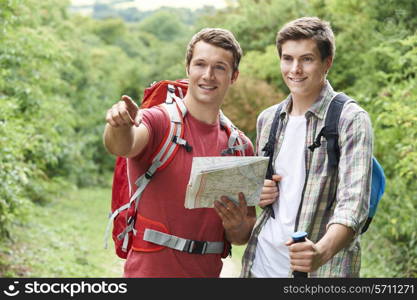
71,0 -> 230,11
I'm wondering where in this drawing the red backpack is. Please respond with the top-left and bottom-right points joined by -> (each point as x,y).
104,79 -> 248,259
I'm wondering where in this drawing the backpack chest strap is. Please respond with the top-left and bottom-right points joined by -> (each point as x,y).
143,229 -> 224,255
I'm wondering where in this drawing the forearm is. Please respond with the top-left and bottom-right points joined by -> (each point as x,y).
315,223 -> 354,265
103,124 -> 136,156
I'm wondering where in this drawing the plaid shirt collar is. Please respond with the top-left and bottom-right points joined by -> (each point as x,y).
279,80 -> 335,120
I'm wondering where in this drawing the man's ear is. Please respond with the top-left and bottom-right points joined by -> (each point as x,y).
325,56 -> 333,73
231,70 -> 239,84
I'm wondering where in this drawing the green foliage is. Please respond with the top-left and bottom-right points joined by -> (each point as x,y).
200,0 -> 312,52
0,0 -> 196,239
222,76 -> 284,142
239,45 -> 288,93
137,11 -> 188,42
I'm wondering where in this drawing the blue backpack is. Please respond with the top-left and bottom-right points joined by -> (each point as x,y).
263,93 -> 386,233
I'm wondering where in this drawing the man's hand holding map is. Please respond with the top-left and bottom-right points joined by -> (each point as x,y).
184,156 -> 269,209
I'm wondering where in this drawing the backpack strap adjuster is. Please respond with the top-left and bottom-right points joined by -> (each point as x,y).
172,136 -> 192,152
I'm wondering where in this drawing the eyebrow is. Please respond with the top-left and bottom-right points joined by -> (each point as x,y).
282,53 -> 315,58
215,61 -> 228,66
193,58 -> 229,66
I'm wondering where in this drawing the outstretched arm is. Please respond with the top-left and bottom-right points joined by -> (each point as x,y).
103,95 -> 149,157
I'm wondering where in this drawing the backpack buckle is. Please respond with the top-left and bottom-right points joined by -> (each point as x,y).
172,136 -> 193,152
145,171 -> 154,179
308,140 -> 321,152
167,85 -> 175,94
262,142 -> 273,155
221,147 -> 234,156
185,240 -> 208,254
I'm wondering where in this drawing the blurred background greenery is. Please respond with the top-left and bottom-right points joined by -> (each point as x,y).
0,0 -> 416,277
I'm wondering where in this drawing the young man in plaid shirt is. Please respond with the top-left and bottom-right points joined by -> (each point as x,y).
241,17 -> 373,277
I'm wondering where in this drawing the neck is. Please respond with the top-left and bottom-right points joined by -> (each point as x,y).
290,81 -> 326,116
183,96 -> 220,124
290,96 -> 315,116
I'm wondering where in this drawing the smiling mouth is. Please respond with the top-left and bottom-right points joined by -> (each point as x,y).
288,77 -> 307,82
199,84 -> 217,91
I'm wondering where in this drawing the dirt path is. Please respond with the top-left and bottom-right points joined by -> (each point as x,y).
220,256 -> 241,278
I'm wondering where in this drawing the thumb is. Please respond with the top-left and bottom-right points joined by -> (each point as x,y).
285,238 -> 294,246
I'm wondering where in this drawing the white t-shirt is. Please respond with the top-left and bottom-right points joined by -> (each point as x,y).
251,114 -> 307,277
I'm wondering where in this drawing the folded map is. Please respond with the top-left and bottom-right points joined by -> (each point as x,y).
184,156 -> 269,209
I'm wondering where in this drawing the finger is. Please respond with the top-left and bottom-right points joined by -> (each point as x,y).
290,264 -> 311,273
121,95 -> 139,123
285,238 -> 294,246
264,179 -> 277,187
258,198 -> 275,208
261,186 -> 278,194
214,199 -> 230,214
289,241 -> 312,253
111,106 -> 129,127
238,192 -> 248,209
272,175 -> 282,182
213,202 -> 225,219
289,251 -> 315,261
220,197 -> 241,220
260,192 -> 278,200
106,109 -> 119,127
117,106 -> 135,126
219,196 -> 238,210
214,200 -> 235,225
121,95 -> 136,109
290,258 -> 311,267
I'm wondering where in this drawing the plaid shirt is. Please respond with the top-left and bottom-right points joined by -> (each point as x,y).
241,82 -> 372,277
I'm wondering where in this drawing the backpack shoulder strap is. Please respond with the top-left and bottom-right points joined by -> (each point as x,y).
323,93 -> 352,171
153,85 -> 190,171
261,102 -> 284,220
262,102 -> 285,180
309,93 -> 355,171
219,111 -> 248,156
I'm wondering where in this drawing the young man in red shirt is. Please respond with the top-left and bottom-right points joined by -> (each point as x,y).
103,28 -> 256,277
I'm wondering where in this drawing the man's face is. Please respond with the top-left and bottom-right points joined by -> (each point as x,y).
280,39 -> 332,100
186,41 -> 238,107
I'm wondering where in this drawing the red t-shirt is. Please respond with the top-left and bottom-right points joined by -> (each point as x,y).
123,106 -> 254,277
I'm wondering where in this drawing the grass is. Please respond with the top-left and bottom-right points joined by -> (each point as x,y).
0,186 -> 124,277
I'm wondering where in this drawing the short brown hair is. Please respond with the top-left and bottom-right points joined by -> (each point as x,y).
276,17 -> 335,60
185,28 -> 242,73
